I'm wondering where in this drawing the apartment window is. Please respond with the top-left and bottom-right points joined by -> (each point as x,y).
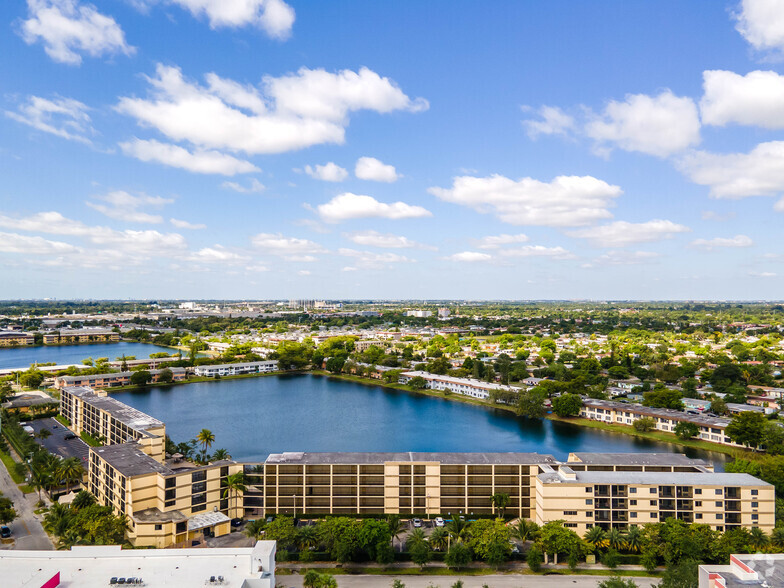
752,502 -> 758,508
695,489 -> 702,495
165,489 -> 176,501
585,499 -> 593,505
191,493 -> 207,506
564,511 -> 577,516
154,524 -> 162,531
192,504 -> 206,513
192,471 -> 206,483
564,523 -> 577,528
752,514 -> 759,520
650,488 -> 657,494
630,500 -> 637,506
751,490 -> 758,496
696,514 -> 702,520
716,514 -> 723,520
165,477 -> 175,489
629,487 -> 636,494
630,512 -> 637,518
176,522 -> 187,534
220,466 -> 229,477
650,500 -> 657,506
715,501 -> 722,507
585,487 -> 592,493
651,513 -> 658,518
715,489 -> 722,495
192,482 -> 207,494
695,501 -> 702,507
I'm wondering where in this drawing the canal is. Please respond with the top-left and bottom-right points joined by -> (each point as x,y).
113,374 -> 729,468
0,341 -> 178,370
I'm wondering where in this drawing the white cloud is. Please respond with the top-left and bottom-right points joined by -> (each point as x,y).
568,220 -> 690,247
429,174 -> 621,227
189,245 -> 248,263
701,210 -> 736,221
120,138 -> 259,175
5,95 -> 93,144
445,251 -> 492,263
341,266 -> 357,272
170,218 -> 206,229
297,270 -> 311,276
345,230 -> 430,249
585,91 -> 701,157
86,190 -> 173,223
594,250 -> 660,265
735,0 -> 784,53
473,233 -> 529,250
317,193 -> 432,223
304,162 -> 348,182
499,245 -> 574,259
691,235 -> 754,249
776,197 -> 784,212
749,271 -> 777,278
116,64 -> 427,159
701,70 -> 784,129
678,141 -> 784,199
167,0 -> 295,38
221,178 -> 266,193
522,105 -> 575,139
20,0 -> 134,65
338,248 -> 413,269
251,233 -> 326,256
355,157 -> 399,182
0,231 -> 79,255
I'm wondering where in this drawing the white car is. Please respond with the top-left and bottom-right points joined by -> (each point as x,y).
434,517 -> 444,527
412,518 -> 422,528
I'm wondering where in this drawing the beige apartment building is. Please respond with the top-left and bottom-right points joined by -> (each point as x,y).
54,368 -> 187,390
0,331 -> 35,347
43,329 -> 120,345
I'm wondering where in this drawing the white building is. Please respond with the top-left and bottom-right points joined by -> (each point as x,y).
406,310 -> 432,318
399,370 -> 513,400
0,541 -> 276,588
194,360 -> 279,377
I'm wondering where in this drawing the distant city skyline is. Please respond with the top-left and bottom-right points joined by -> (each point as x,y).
3,1 -> 784,299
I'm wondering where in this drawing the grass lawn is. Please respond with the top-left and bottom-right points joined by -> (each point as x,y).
19,484 -> 33,494
0,449 -> 25,484
80,431 -> 102,447
54,414 -> 70,427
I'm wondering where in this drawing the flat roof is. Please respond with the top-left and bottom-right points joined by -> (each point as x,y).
266,451 -> 558,465
0,542 -> 276,588
567,452 -> 711,467
62,386 -> 164,433
582,398 -> 732,428
91,444 -> 174,477
539,470 -> 770,486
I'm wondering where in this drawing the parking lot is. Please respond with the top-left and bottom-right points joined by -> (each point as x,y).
27,418 -> 90,469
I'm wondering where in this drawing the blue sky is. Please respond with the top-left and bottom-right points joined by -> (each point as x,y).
3,0 -> 784,300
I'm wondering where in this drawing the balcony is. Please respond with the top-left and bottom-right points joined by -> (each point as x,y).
595,510 -> 611,522
676,487 -> 693,499
596,498 -> 611,510
725,513 -> 741,524
725,487 -> 741,500
611,499 -> 627,510
658,486 -> 675,498
660,499 -> 676,511
612,512 -> 628,522
611,486 -> 627,498
676,500 -> 693,511
725,501 -> 741,512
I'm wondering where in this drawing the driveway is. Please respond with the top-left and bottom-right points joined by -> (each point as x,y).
28,417 -> 90,470
0,448 -> 53,550
277,574 -> 658,587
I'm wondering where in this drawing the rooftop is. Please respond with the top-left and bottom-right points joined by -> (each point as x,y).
539,469 -> 770,486
265,451 -> 558,465
567,452 -> 711,467
91,444 -> 174,477
582,397 -> 733,428
62,386 -> 164,434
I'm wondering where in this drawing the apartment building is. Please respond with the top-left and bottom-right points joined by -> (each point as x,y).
54,368 -> 186,389
60,386 -> 166,460
194,360 -> 279,377
399,370 -> 512,400
0,331 -> 34,347
580,398 -> 746,449
245,451 -> 557,519
535,460 -> 774,535
89,444 -> 244,547
43,329 -> 120,345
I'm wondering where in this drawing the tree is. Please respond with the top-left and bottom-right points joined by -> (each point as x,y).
157,368 -> 173,383
429,527 -> 448,551
212,448 -> 231,461
726,412 -> 767,449
510,519 -> 539,543
490,492 -> 510,517
624,525 -> 643,553
407,376 -> 427,391
710,397 -> 728,416
598,578 -> 638,588
633,417 -> 656,432
325,357 -> 345,374
222,472 -> 246,516
444,541 -> 471,570
71,490 -> 96,510
539,521 -> 584,562
56,456 -> 85,490
643,388 -> 683,410
552,393 -> 583,417
674,421 -> 699,440
196,429 -> 215,453
20,369 -> 44,389
584,525 -> 607,550
517,388 -> 547,419
244,519 -> 266,540
602,548 -> 620,569
409,539 -> 431,569
526,543 -> 543,572
659,558 -> 699,588
386,515 -> 406,552
130,370 -> 152,387
467,519 -> 510,567
0,495 -> 16,524
35,429 -> 52,442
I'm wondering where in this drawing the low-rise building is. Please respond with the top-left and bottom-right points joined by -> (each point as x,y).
194,360 -> 279,377
399,370 -> 511,400
54,368 -> 187,389
0,331 -> 34,346
43,329 -> 120,345
0,542 -> 276,588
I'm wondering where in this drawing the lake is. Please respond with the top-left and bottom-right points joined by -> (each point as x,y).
113,374 -> 729,468
0,341 -> 178,370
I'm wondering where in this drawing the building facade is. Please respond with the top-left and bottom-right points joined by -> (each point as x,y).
194,360 -> 279,377
43,329 -> 120,345
0,331 -> 34,347
399,370 -> 513,400
54,368 -> 186,389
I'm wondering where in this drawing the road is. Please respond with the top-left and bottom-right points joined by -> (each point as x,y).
0,446 -> 54,550
277,574 -> 659,587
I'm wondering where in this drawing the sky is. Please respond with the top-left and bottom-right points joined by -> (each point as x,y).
3,0 -> 784,300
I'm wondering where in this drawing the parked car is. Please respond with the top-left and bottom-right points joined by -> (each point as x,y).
412,518 -> 422,528
64,433 -> 77,440
1,526 -> 11,538
231,518 -> 243,527
434,517 -> 444,527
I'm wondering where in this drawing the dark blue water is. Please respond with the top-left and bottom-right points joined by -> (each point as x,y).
112,374 -> 728,468
0,342 -> 178,369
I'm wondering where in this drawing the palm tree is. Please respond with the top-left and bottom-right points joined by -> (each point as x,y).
196,429 -> 215,453
56,457 -> 85,491
222,472 -> 246,518
212,448 -> 231,461
72,490 -> 96,510
429,527 -> 448,551
298,525 -> 319,552
749,527 -> 769,551
623,525 -> 642,553
490,492 -> 510,518
406,528 -> 427,551
510,519 -> 539,543
35,429 -> 52,442
30,468 -> 51,503
446,517 -> 470,543
584,526 -> 608,550
607,527 -> 625,551
387,515 -> 405,552
771,527 -> 784,549
244,519 -> 266,540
